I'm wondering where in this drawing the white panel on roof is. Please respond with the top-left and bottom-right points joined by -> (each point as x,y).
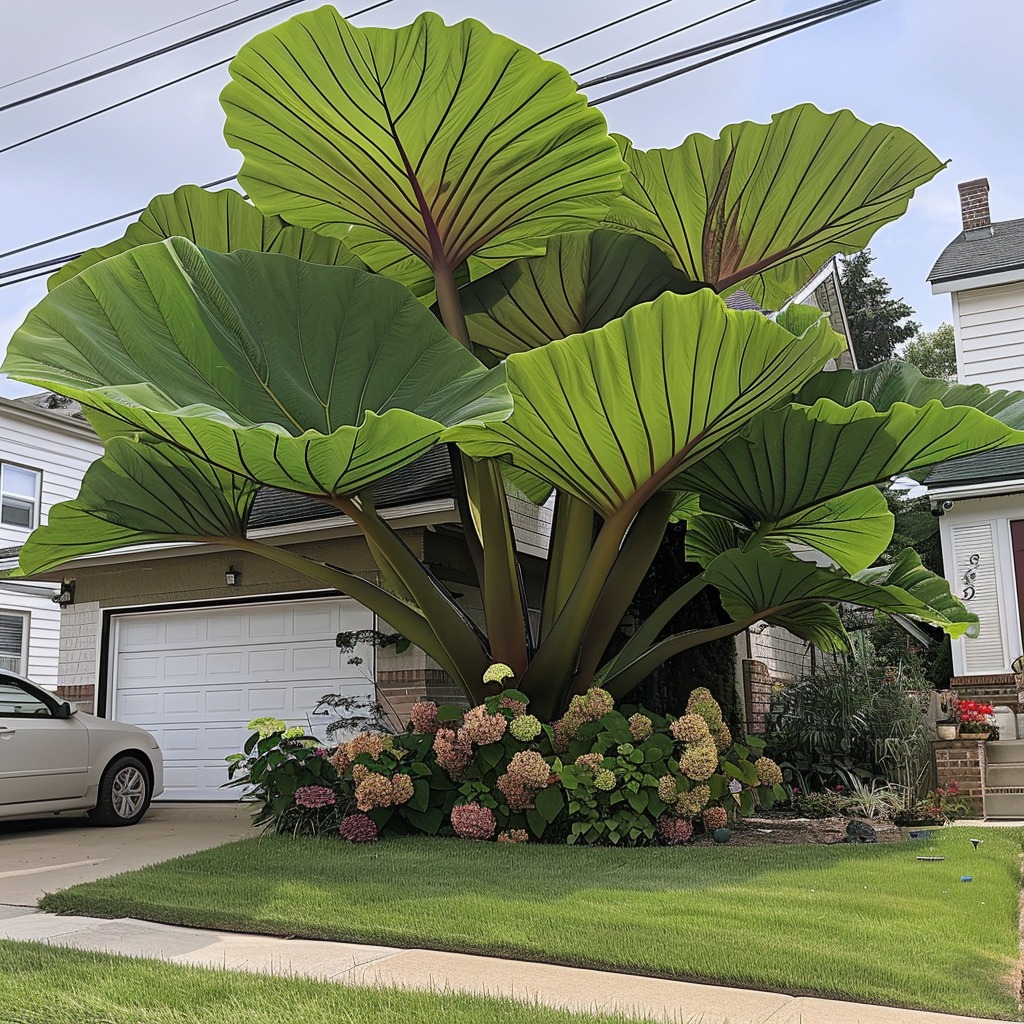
111,597 -> 374,800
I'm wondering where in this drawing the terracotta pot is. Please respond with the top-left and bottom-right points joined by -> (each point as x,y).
936,722 -> 959,740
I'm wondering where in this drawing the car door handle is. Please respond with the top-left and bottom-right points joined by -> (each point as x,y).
0,726 -> 14,738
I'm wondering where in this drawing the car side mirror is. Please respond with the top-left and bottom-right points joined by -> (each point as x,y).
53,700 -> 77,720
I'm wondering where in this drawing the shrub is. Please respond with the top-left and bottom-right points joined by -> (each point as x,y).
227,673 -> 789,846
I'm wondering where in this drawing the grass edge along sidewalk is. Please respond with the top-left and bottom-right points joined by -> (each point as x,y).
38,827 -> 1024,1021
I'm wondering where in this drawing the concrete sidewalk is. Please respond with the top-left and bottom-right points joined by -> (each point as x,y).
0,905 -> 1006,1024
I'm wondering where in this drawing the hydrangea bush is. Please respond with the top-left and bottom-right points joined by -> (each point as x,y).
227,670 -> 787,845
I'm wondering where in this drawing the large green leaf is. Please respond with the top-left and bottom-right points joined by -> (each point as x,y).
221,9 -> 626,285
679,398 -> 1024,525
3,239 -> 510,497
446,289 -> 842,518
704,546 -> 978,641
797,360 -> 1024,428
47,185 -> 366,290
603,105 -> 945,308
11,438 -> 258,577
460,230 -> 701,359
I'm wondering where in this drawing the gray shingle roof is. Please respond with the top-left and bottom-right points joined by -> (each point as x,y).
248,447 -> 454,529
928,217 -> 1024,283
925,445 -> 1024,489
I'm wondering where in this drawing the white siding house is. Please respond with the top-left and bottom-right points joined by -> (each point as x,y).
0,393 -> 102,689
927,178 -> 1024,681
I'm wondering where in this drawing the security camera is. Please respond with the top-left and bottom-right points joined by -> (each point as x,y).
942,500 -> 955,511
931,499 -> 954,517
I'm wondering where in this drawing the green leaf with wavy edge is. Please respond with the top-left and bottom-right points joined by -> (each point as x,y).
678,398 -> 1024,526
446,290 -> 841,519
461,230 -> 702,359
603,104 -> 946,308
684,513 -> 737,567
667,491 -> 701,525
797,359 -> 1024,428
704,546 -> 978,641
221,9 -> 626,287
855,548 -> 979,638
12,437 -> 258,577
3,239 -> 511,498
47,185 -> 366,291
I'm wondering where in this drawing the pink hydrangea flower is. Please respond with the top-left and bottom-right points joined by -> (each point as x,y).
409,701 -> 439,734
294,785 -> 336,809
433,727 -> 475,781
338,813 -> 378,843
658,816 -> 694,845
461,705 -> 508,745
451,802 -> 497,841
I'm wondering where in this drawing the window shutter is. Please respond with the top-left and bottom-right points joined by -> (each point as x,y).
950,522 -> 1007,673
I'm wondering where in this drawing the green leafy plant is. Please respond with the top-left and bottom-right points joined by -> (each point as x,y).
6,8 -> 1023,721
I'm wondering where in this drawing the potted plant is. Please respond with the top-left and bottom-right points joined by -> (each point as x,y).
955,698 -> 997,740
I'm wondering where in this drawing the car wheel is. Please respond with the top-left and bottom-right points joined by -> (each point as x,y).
89,756 -> 152,826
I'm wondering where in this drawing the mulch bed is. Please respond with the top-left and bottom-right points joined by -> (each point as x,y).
690,814 -> 903,846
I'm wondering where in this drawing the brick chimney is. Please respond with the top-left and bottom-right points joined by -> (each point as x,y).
958,178 -> 991,233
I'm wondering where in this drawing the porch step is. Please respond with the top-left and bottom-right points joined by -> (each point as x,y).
984,764 -> 1024,788
983,792 -> 1024,818
980,739 -> 1024,764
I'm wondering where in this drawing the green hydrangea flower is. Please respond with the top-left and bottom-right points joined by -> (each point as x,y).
282,726 -> 305,740
483,662 -> 515,684
594,769 -> 616,791
247,717 -> 287,737
510,714 -> 542,742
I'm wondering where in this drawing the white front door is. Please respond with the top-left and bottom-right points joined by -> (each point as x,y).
110,598 -> 375,800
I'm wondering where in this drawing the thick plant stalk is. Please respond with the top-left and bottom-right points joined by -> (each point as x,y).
540,491 -> 594,641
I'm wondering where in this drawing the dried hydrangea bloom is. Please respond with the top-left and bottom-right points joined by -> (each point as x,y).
409,700 -> 439,734
390,773 -> 414,805
628,713 -> 654,741
686,687 -> 724,730
755,756 -> 783,786
338,813 -> 378,843
496,773 -> 534,810
674,784 -> 711,818
657,774 -> 679,804
594,769 -> 616,791
294,784 -> 336,809
680,739 -> 718,781
497,829 -> 529,844
482,662 -> 515,685
461,704 -> 508,745
355,772 -> 394,811
550,719 -> 573,753
658,816 -> 694,845
670,713 -> 712,744
451,802 -> 497,841
330,747 -> 351,774
506,750 -> 551,788
347,732 -> 392,761
713,722 -> 732,752
702,805 -> 728,831
351,762 -> 372,784
575,753 -> 604,776
499,696 -> 528,717
433,727 -> 474,781
510,714 -> 542,742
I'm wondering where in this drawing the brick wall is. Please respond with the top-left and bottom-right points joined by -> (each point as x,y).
933,738 -> 985,814
743,659 -> 773,735
958,177 -> 991,231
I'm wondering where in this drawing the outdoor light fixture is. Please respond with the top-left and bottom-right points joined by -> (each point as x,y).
51,578 -> 76,607
225,565 -> 241,586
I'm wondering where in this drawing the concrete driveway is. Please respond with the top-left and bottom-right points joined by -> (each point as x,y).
0,801 -> 252,906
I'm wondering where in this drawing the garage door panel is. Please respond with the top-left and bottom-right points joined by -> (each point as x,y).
112,598 -> 375,800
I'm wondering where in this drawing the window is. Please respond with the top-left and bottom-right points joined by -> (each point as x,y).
0,678 -> 50,717
0,463 -> 40,529
0,612 -> 27,674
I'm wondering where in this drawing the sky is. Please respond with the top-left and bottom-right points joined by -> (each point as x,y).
1,0 -> 1022,398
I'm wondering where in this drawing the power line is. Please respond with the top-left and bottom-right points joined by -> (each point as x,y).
0,0 -> 883,286
580,0 -> 881,89
588,0 -> 885,103
0,1 -> 243,92
0,0 -> 319,114
540,0 -> 680,54
571,0 -> 760,76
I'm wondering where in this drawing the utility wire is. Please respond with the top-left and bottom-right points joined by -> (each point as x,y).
0,0 -> 243,92
571,0 -> 760,76
580,0 -> 881,89
540,0 -> 680,54
0,0 -> 881,285
587,0 -> 885,103
0,0 -> 324,113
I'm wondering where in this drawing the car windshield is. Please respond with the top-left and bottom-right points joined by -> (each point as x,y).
0,680 -> 51,716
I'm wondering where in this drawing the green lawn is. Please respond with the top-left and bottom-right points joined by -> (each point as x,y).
0,941 -> 648,1024
39,829 -> 1024,1020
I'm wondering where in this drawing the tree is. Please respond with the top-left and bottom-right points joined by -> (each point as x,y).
902,323 -> 957,381
5,9 -> 1022,723
839,249 -> 920,367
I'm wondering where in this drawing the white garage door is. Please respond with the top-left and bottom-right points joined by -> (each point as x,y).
111,597 -> 374,800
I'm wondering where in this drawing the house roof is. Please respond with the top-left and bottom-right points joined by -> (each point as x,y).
925,446 -> 1024,490
928,217 -> 1024,284
248,446 -> 454,529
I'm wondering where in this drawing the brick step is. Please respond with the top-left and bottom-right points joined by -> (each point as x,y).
983,792 -> 1024,818
979,740 -> 1024,764
985,764 -> 1024,787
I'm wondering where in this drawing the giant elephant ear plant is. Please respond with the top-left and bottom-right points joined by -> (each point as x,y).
5,8 -> 1024,721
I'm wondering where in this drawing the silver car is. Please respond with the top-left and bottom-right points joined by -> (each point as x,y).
0,672 -> 163,825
